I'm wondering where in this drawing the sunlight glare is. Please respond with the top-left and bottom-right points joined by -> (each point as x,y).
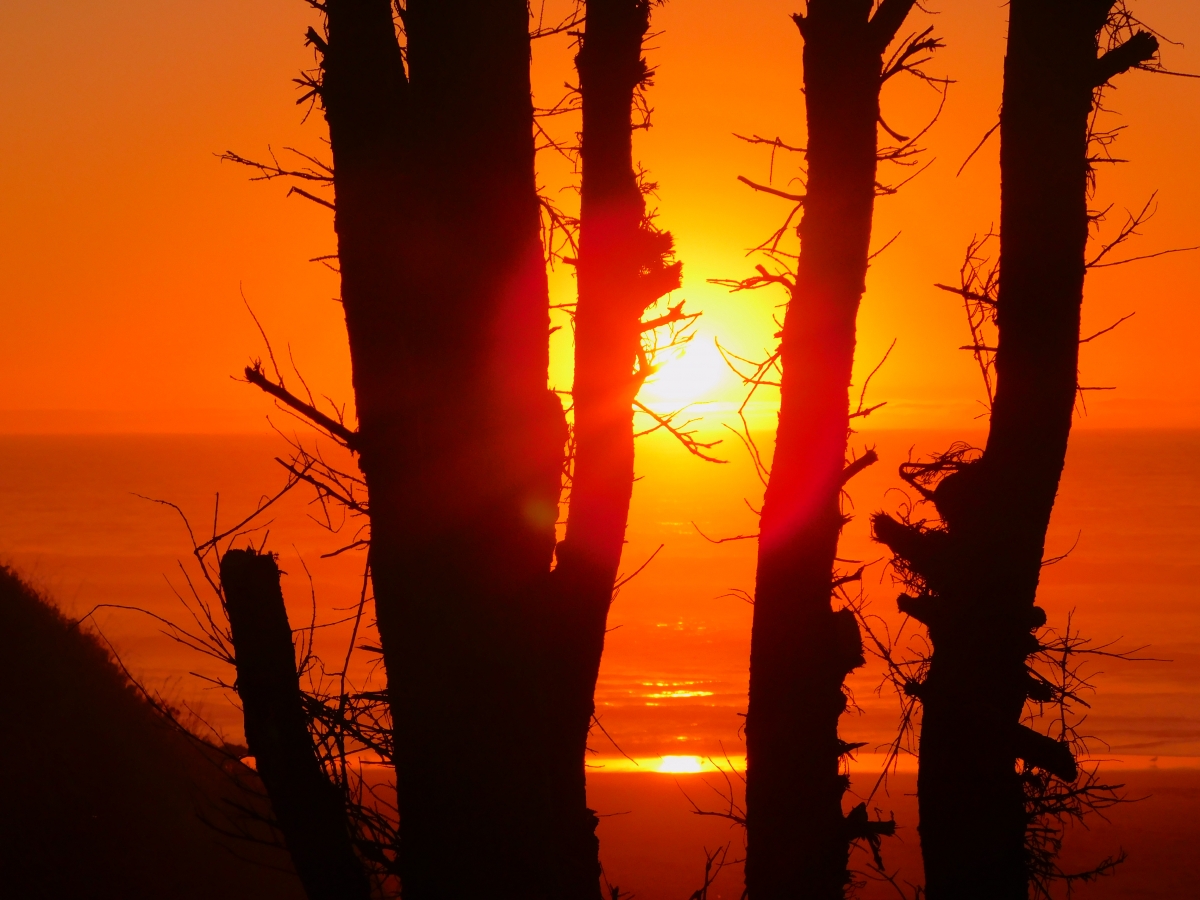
657,755 -> 704,774
639,340 -> 727,406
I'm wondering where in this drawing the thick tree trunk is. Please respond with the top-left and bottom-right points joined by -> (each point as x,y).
311,1 -> 684,894
383,6 -> 565,894
744,3 -> 914,897
319,2 -> 567,897
871,4 -> 1156,897
221,548 -> 370,900
542,1 -> 681,895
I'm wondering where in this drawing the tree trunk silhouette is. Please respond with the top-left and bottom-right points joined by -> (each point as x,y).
306,1 -> 676,896
871,4 -> 1156,897
319,1 -> 566,896
543,0 -> 681,894
221,548 -> 370,900
743,3 -> 915,897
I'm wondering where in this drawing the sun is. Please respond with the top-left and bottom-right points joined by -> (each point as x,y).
638,340 -> 728,407
657,755 -> 703,774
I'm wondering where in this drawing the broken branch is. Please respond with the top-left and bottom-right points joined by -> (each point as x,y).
244,364 -> 359,448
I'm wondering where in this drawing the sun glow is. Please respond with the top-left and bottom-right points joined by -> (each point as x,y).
585,754 -> 747,774
656,755 -> 704,774
638,340 -> 728,407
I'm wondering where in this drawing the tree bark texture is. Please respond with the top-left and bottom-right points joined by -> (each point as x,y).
871,4 -> 1156,897
221,548 -> 370,900
744,3 -> 915,897
543,1 -> 682,894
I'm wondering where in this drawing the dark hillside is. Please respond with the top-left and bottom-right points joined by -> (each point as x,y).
0,565 -> 305,899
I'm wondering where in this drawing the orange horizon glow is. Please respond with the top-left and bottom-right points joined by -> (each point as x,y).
1,1 -> 1198,436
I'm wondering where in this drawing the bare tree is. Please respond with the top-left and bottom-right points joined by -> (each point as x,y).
223,1 -> 687,896
538,0 -> 684,894
871,3 -> 1158,896
306,2 -> 568,896
717,2 -> 934,896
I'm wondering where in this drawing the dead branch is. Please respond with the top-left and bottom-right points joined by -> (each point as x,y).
841,449 -> 879,486
1093,30 -> 1159,87
853,340 -> 896,420
275,458 -> 368,516
1079,312 -> 1135,343
692,522 -> 758,544
736,174 -> 806,203
721,414 -> 771,487
613,544 -> 665,591
243,363 -> 359,449
529,2 -> 585,40
633,400 -> 725,463
956,120 -> 1000,176
733,133 -> 805,153
219,146 -> 334,183
1091,245 -> 1200,268
640,300 -> 700,333
882,27 -> 947,86
287,186 -> 336,211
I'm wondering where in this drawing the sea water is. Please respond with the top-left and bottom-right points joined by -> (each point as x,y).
1,429 -> 1196,898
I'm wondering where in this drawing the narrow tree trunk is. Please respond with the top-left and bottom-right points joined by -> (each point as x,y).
221,548 -> 370,900
541,1 -> 681,894
743,2 -> 915,897
871,4 -> 1156,897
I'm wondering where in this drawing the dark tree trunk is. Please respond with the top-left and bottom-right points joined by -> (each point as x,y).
871,4 -> 1156,897
541,1 -> 681,895
313,1 -> 678,896
220,548 -> 370,900
318,2 -> 567,897
381,6 -> 566,893
296,1 -> 686,897
743,2 -> 915,898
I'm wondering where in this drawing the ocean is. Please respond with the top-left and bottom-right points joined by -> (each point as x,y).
1,429 -> 1196,898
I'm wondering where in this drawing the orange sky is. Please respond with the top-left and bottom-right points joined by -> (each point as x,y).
1,0 -> 1199,434
3,13 -> 1199,889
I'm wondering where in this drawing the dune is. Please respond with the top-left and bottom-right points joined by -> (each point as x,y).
0,565 -> 304,899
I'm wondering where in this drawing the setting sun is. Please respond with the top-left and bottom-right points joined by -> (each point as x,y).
657,756 -> 704,774
638,339 -> 730,407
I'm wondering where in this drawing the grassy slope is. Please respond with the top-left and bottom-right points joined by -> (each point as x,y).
0,564 -> 306,899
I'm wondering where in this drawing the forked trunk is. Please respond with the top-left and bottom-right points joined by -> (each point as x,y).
871,3 -> 1156,896
315,1 -> 679,896
744,2 -> 915,897
321,1 -> 566,896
